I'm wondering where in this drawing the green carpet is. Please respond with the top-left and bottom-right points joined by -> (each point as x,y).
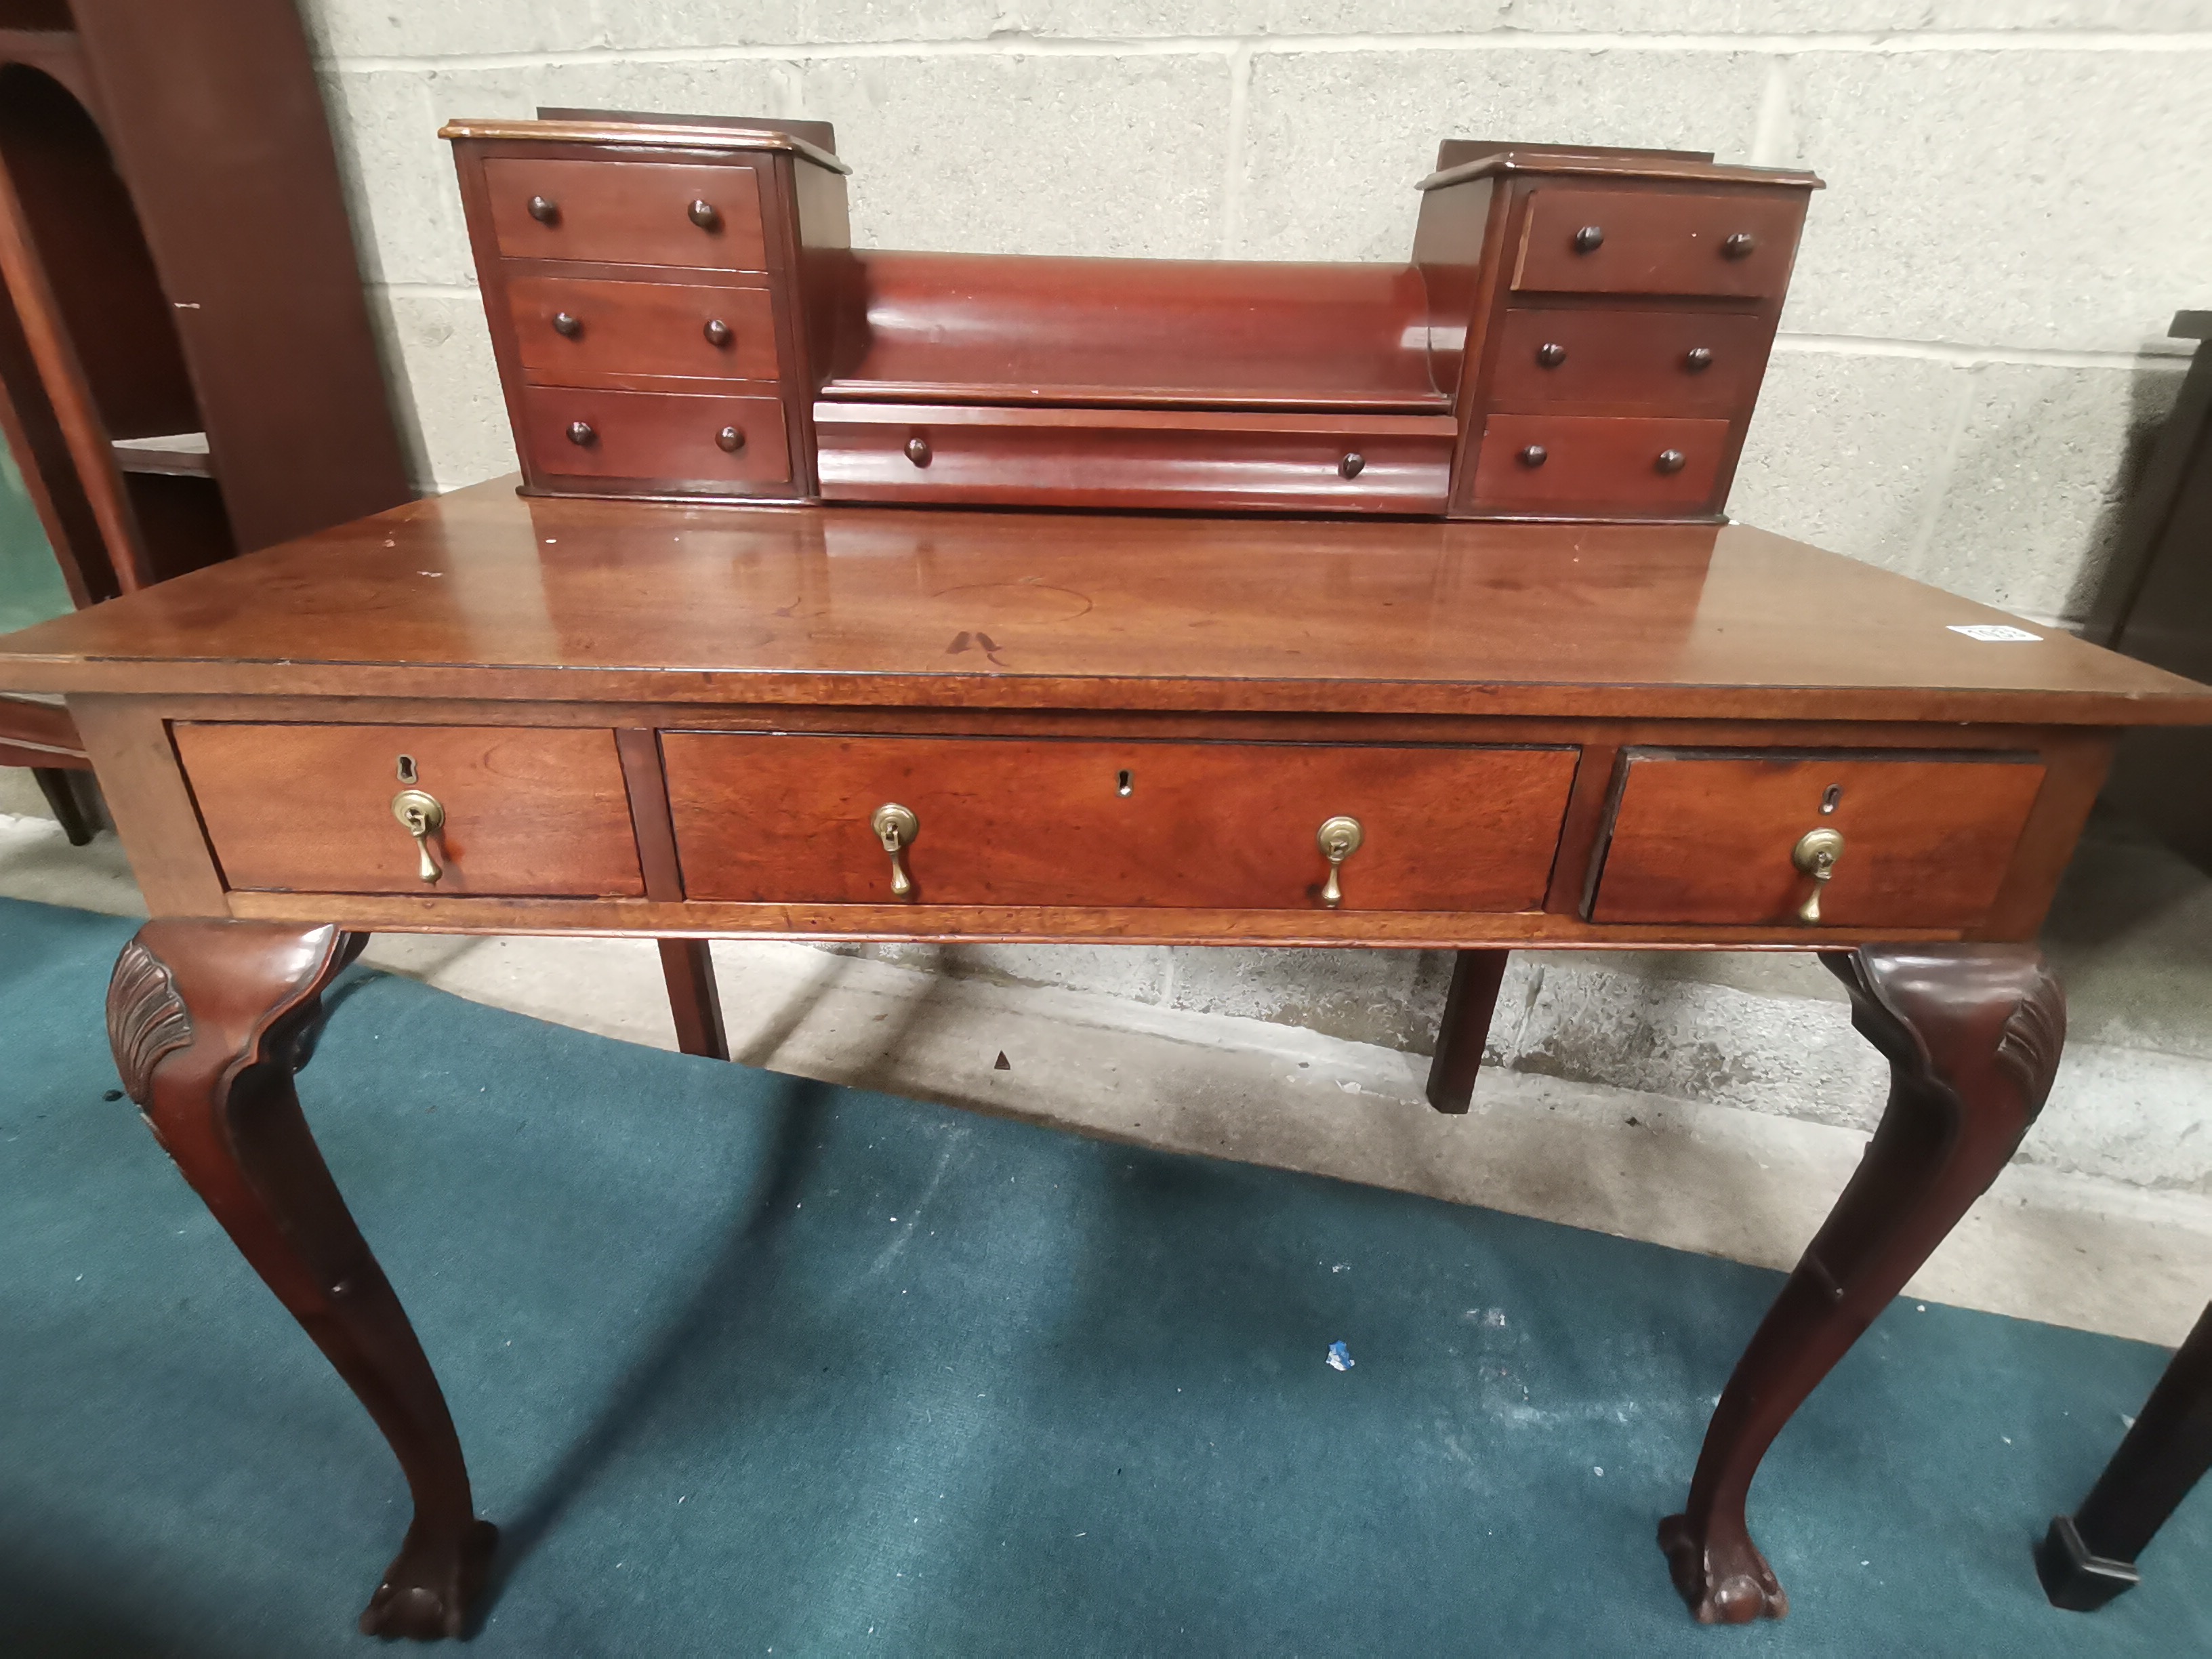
2,895 -> 2205,1656
0,432 -> 72,636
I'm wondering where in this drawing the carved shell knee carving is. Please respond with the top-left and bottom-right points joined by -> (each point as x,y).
108,937 -> 194,1104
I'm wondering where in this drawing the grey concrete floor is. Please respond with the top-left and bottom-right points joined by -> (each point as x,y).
4,769 -> 2209,1348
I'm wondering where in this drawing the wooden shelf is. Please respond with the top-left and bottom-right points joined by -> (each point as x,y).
111,431 -> 212,477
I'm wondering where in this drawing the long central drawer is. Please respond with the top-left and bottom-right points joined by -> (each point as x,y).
661,734 -> 1578,909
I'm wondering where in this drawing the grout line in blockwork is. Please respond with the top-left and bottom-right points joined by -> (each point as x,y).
323,31 -> 2212,73
1217,43 -> 1252,260
1772,333 -> 2194,371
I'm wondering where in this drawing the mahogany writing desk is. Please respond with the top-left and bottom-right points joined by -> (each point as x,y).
3,481 -> 2209,1639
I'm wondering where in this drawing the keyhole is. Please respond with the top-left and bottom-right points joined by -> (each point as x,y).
1116,770 -> 1134,797
396,754 -> 418,784
1820,784 -> 1842,815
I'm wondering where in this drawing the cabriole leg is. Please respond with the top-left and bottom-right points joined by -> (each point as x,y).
1659,945 -> 2064,1623
108,919 -> 495,1640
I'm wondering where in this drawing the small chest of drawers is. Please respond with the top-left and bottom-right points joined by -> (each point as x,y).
449,115 -> 854,501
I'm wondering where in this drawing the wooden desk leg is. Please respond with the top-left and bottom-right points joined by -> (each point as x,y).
658,937 -> 731,1060
108,920 -> 495,1640
2037,1300 -> 2212,1610
33,766 -> 96,846
1425,949 -> 1509,1113
1659,944 -> 2064,1624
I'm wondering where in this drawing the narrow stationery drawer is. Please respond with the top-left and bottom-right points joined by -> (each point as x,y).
662,734 -> 1579,909
1486,308 -> 1773,417
519,386 -> 791,489
484,157 -> 766,271
510,276 -> 783,384
1469,414 -> 1729,512
1514,187 -> 1805,298
1589,752 -> 2047,930
815,404 -> 1454,514
173,723 -> 645,897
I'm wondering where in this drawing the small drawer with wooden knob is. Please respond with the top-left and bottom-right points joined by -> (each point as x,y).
814,403 -> 1453,514
518,386 -> 791,491
660,733 -> 1578,910
1486,308 -> 1774,417
1586,751 -> 2048,930
483,157 -> 767,270
171,723 -> 645,897
1512,186 -> 1807,298
508,276 -> 782,385
1469,413 -> 1730,513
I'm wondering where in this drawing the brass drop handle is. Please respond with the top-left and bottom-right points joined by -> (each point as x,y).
392,789 -> 446,885
1791,827 -> 1845,924
872,803 -> 919,899
1317,815 -> 1364,909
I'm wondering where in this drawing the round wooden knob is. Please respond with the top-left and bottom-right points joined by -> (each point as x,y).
1536,342 -> 1567,367
687,199 -> 721,230
1683,346 -> 1713,372
1338,452 -> 1365,479
716,425 -> 745,453
566,420 -> 595,446
1519,444 -> 1548,468
551,311 -> 581,337
1655,449 -> 1687,474
703,318 -> 733,347
905,434 -> 933,467
527,194 -> 558,224
1723,232 -> 1757,259
1573,225 -> 1603,253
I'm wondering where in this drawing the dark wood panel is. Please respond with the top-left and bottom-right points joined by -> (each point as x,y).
816,404 -> 1453,513
518,386 -> 791,489
173,722 -> 645,897
664,733 -> 1578,910
1469,413 -> 1729,511
484,156 -> 766,271
1487,308 -> 1771,416
1590,752 -> 2047,929
1514,186 -> 1806,298
509,274 -> 781,384
822,249 -> 1445,411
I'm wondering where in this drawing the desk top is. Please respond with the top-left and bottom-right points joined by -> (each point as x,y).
2,480 -> 2207,726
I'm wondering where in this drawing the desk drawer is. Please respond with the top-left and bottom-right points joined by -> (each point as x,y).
1589,752 -> 2046,930
1469,414 -> 1729,512
815,404 -> 1454,514
1487,308 -> 1771,417
175,723 -> 645,897
662,734 -> 1578,909
484,157 -> 766,271
510,276 -> 782,384
1513,186 -> 1805,298
519,386 -> 792,489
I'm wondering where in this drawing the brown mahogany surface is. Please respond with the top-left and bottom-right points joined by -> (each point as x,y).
661,733 -> 1576,909
1,481 -> 2205,726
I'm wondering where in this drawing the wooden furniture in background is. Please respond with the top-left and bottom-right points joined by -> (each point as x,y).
2,484 -> 2207,1637
2039,1300 -> 2212,1610
0,0 -> 412,811
440,117 -> 1816,521
2089,311 -> 2212,874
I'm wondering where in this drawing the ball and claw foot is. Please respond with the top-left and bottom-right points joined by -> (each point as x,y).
359,1519 -> 498,1639
1657,1513 -> 1788,1624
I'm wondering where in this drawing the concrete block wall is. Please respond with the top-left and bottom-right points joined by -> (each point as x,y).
299,2 -> 2212,1184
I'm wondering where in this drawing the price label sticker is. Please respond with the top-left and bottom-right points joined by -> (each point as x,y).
1948,623 -> 2043,643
